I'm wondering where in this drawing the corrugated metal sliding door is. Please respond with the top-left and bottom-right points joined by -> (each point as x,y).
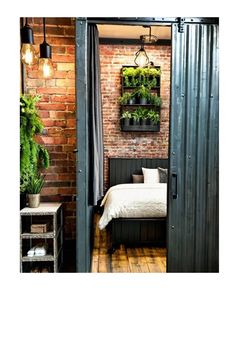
167,22 -> 219,272
75,19 -> 92,272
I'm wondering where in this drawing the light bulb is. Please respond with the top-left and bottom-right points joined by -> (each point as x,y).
39,58 -> 54,79
134,47 -> 149,68
21,43 -> 38,65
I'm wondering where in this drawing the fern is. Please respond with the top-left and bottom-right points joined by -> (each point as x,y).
20,94 -> 50,193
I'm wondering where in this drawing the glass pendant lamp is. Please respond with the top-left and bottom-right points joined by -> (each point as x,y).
39,18 -> 54,79
20,18 -> 38,65
134,43 -> 149,67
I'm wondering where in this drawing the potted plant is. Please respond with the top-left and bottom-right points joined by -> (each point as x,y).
132,107 -> 149,125
149,93 -> 162,106
122,67 -> 138,87
134,85 -> 151,104
120,111 -> 132,126
26,174 -> 45,208
147,110 -> 160,126
20,94 -> 50,208
119,92 -> 136,105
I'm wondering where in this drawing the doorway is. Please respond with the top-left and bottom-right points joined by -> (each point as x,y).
76,17 -> 219,273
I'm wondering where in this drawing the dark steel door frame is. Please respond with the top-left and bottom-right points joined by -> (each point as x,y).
75,17 -> 219,272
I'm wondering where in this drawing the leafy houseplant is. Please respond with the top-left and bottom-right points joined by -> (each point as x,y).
122,67 -> 138,87
121,111 -> 132,126
20,94 -> 50,208
26,174 -> 45,208
119,92 -> 135,105
134,85 -> 151,104
147,110 -> 160,125
149,94 -> 162,107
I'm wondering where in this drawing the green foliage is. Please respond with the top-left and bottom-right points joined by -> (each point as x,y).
20,94 -> 50,193
147,110 -> 160,124
131,107 -> 150,121
149,94 -> 162,106
26,174 -> 45,194
123,67 -> 161,87
134,85 -> 151,100
121,111 -> 132,119
119,92 -> 133,104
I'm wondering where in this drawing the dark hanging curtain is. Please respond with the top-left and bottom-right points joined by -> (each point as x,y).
87,25 -> 104,205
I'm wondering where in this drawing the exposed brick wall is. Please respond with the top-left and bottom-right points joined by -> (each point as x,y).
23,19 -> 171,239
24,18 -> 76,240
99,44 -> 171,190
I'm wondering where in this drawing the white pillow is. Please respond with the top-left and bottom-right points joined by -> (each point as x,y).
142,167 -> 160,183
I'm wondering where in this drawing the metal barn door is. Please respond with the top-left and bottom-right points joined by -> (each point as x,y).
167,22 -> 219,272
75,19 -> 92,272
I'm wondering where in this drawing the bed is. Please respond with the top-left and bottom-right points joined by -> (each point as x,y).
99,158 -> 168,252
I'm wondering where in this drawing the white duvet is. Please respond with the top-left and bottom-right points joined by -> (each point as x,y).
98,183 -> 167,230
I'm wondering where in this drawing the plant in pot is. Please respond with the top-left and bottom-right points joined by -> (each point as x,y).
147,110 -> 160,126
121,111 -> 132,126
20,94 -> 50,208
122,67 -> 137,87
119,92 -> 136,105
149,93 -> 162,107
134,85 -> 151,105
134,107 -> 149,125
26,174 -> 45,208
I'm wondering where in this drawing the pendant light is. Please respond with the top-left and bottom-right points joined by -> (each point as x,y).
134,41 -> 149,67
134,26 -> 158,67
20,18 -> 38,65
39,18 -> 54,79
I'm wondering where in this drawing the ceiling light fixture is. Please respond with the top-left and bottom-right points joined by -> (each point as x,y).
134,26 -> 158,67
39,18 -> 54,79
20,18 -> 38,66
140,26 -> 158,44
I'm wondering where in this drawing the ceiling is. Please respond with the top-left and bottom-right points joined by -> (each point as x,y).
97,25 -> 171,40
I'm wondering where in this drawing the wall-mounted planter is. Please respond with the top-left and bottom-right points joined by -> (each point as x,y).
120,118 -> 160,132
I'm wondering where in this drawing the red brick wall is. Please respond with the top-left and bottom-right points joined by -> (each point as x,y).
99,44 -> 171,190
24,18 -> 76,240
23,19 -> 171,239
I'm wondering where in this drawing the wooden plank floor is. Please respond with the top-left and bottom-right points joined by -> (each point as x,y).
91,214 -> 167,273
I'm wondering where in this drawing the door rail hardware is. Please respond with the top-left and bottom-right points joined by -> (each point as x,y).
178,17 -> 185,33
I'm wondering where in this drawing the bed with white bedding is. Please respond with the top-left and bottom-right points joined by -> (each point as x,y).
101,158 -> 168,251
99,183 -> 167,230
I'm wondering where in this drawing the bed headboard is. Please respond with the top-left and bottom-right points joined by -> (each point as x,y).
109,158 -> 168,187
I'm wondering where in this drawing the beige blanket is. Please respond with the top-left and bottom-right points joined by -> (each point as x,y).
98,183 -> 167,230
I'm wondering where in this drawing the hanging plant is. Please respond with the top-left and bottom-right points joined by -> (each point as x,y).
20,94 -> 50,193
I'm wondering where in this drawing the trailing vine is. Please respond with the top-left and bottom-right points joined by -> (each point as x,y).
20,94 -> 50,193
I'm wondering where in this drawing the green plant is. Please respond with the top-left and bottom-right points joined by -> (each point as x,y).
26,174 -> 45,194
121,111 -> 132,119
147,110 -> 160,124
122,67 -> 138,87
134,85 -> 151,100
132,107 -> 149,121
20,94 -> 50,193
119,92 -> 133,104
149,94 -> 162,106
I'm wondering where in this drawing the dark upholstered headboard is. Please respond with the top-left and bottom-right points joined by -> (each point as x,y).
109,158 -> 168,187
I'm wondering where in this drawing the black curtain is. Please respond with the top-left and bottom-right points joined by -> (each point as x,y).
87,25 -> 104,205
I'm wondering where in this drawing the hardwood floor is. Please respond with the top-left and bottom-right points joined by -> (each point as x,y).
91,214 -> 167,273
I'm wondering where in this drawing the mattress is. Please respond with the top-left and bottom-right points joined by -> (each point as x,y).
98,183 -> 167,230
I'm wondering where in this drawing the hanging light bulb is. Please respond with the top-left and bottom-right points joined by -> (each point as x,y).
134,43 -> 149,67
20,18 -> 38,65
39,18 -> 54,79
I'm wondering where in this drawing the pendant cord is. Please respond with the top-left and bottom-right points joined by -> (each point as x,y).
43,18 -> 46,42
